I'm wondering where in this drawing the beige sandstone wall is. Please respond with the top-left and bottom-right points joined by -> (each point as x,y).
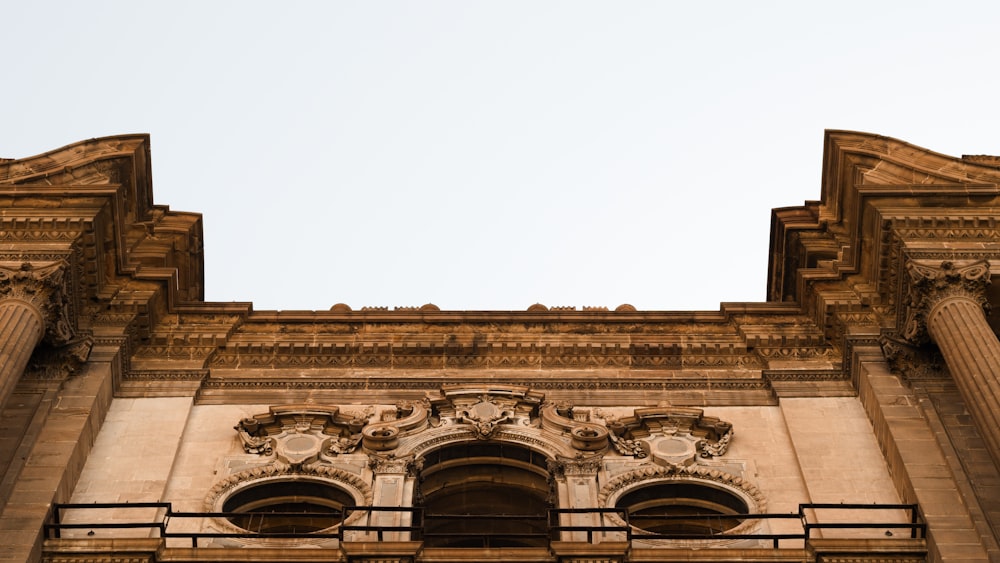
64,396 -> 902,541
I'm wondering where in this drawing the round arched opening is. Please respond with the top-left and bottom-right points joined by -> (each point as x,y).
615,481 -> 748,536
222,479 -> 354,533
418,442 -> 552,548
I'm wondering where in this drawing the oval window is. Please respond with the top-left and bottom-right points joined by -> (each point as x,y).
615,481 -> 748,536
222,479 -> 354,533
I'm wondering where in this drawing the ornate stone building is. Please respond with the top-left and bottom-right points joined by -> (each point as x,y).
0,132 -> 998,562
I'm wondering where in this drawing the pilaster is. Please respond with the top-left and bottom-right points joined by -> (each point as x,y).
550,456 -> 604,542
366,455 -> 417,542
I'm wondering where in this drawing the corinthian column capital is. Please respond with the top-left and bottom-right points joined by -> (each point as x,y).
901,259 -> 991,344
0,261 -> 75,344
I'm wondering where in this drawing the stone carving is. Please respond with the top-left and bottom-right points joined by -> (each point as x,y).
0,261 -> 75,344
327,435 -> 361,455
234,405 -> 369,462
608,431 -> 648,458
361,400 -> 429,451
698,428 -> 733,458
548,454 -> 603,477
207,340 -> 767,371
902,260 -> 991,344
462,397 -> 511,439
540,402 -> 609,452
597,463 -> 765,513
362,425 -> 400,451
234,418 -> 275,455
879,333 -> 946,381
602,407 -> 733,464
204,460 -> 373,511
23,337 -> 93,380
428,385 -> 542,439
369,453 -> 421,476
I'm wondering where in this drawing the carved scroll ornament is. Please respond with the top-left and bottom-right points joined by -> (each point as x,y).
427,385 -> 542,441
361,400 -> 429,451
0,261 -> 74,343
540,402 -> 609,452
234,405 -> 370,462
902,260 -> 991,344
603,407 -> 733,463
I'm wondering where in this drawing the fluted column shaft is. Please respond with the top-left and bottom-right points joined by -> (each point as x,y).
926,295 -> 1000,463
0,299 -> 45,410
0,262 -> 73,412
903,259 -> 1000,467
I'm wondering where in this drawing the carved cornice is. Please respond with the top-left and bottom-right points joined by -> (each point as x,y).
901,260 -> 990,344
0,261 -> 75,344
768,133 -> 1000,358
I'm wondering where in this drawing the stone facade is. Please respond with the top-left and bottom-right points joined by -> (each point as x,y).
0,132 -> 998,562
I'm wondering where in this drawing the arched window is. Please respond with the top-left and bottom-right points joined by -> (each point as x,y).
417,442 -> 552,547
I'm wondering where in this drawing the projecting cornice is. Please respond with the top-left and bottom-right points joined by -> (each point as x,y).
768,131 -> 1000,352
12,132 -> 998,404
0,135 -> 206,369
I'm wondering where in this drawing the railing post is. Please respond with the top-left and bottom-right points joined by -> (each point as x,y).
51,504 -> 61,539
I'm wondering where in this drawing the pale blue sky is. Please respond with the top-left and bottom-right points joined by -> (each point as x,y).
3,2 -> 999,311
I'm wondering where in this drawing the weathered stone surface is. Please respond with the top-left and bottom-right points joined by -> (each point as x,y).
5,132 -> 1000,561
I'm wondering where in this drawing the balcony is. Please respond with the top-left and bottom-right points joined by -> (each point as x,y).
43,502 -> 927,563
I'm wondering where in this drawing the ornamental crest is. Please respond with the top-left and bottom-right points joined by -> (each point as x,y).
602,407 -> 733,465
234,405 -> 369,464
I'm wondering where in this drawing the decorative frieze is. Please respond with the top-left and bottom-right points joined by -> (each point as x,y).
206,341 -> 767,371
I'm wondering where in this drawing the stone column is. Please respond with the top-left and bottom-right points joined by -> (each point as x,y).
0,262 -> 73,410
902,260 -> 1000,465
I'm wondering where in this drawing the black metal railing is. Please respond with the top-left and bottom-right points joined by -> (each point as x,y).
45,502 -> 925,549
422,512 -> 550,548
549,504 -> 925,549
802,503 -> 925,540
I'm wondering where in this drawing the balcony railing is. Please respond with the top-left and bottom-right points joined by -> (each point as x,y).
45,502 -> 925,550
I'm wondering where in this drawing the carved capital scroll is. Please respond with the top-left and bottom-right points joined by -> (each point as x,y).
369,453 -> 420,476
547,454 -> 603,478
0,261 -> 74,344
902,260 -> 990,344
